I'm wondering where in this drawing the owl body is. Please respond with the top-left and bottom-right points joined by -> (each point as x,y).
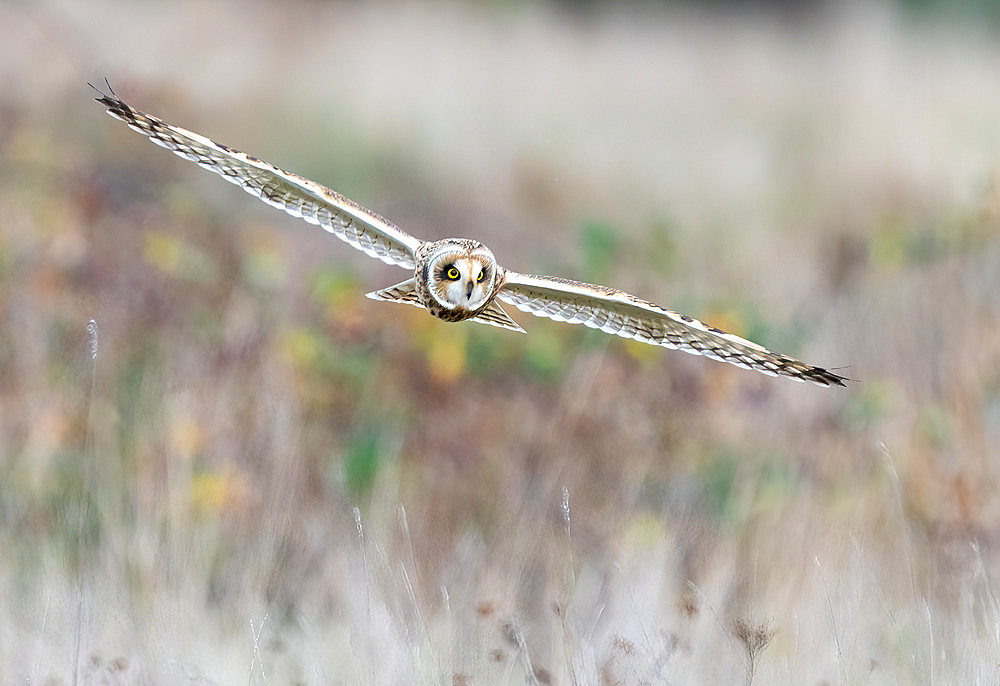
93,85 -> 847,387
414,239 -> 506,322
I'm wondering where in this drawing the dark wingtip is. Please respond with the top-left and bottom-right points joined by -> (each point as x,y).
88,77 -> 119,105
88,78 -> 136,124
814,365 -> 851,388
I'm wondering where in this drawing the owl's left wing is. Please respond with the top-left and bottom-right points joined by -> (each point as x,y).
92,85 -> 421,269
498,272 -> 846,387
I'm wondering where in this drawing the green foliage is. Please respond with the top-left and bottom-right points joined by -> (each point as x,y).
288,326 -> 377,389
753,457 -> 797,504
49,448 -> 102,571
642,217 -> 679,278
115,342 -> 164,463
522,327 -> 567,381
465,325 -> 506,376
701,449 -> 738,522
190,302 -> 227,346
869,209 -> 991,269
578,220 -> 620,282
841,383 -> 893,432
310,265 -> 361,305
344,426 -> 383,496
731,302 -> 775,353
917,403 -> 952,449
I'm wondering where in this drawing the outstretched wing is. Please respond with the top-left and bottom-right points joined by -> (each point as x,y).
499,272 -> 846,387
91,84 -> 421,269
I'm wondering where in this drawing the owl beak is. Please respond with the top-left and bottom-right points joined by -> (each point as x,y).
466,280 -> 475,299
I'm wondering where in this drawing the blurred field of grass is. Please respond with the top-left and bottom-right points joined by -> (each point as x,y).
2,0 -> 1000,683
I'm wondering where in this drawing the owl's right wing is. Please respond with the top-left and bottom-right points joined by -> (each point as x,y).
92,84 -> 422,269
498,272 -> 846,387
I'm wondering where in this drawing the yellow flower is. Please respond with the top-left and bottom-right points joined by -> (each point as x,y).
191,471 -> 245,514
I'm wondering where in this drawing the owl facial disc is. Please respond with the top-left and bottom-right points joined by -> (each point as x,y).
425,241 -> 497,312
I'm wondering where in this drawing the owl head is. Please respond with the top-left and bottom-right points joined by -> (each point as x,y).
424,239 -> 498,312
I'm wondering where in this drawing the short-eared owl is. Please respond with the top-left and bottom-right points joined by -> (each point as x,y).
92,84 -> 845,387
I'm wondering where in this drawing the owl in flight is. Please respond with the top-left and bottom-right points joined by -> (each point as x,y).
92,83 -> 845,387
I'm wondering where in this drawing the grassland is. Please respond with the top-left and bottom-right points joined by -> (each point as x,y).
2,1 -> 999,683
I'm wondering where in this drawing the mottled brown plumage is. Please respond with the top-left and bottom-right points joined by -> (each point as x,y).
412,239 -> 505,321
92,83 -> 847,387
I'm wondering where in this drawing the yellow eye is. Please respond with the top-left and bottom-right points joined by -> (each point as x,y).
445,266 -> 460,280
476,268 -> 486,282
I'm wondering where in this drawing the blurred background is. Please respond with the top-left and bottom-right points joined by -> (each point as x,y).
3,0 -> 1000,683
